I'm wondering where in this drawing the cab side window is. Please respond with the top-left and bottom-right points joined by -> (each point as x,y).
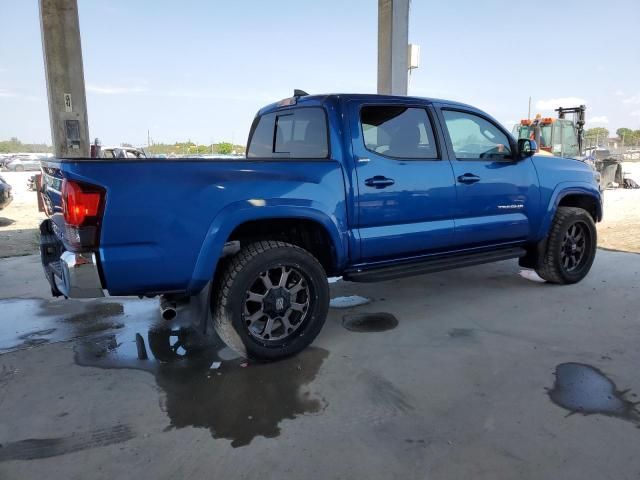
361,106 -> 438,159
275,108 -> 328,158
442,110 -> 512,160
247,112 -> 276,158
247,108 -> 329,159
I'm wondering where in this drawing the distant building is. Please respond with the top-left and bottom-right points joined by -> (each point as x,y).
606,137 -> 620,150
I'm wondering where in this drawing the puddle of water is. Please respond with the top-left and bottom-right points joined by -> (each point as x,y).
0,298 -> 159,353
75,333 -> 328,448
63,302 -> 125,323
1,296 -> 329,447
342,313 -> 398,332
329,295 -> 370,309
548,363 -> 640,424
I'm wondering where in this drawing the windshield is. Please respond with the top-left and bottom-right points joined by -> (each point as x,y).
513,120 -> 578,158
513,124 -> 551,147
553,120 -> 579,158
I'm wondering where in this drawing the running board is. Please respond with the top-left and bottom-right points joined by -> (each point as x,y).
343,247 -> 527,283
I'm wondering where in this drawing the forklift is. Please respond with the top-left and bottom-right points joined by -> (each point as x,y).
513,105 -> 622,189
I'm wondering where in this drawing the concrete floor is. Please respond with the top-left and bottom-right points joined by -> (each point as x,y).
0,250 -> 639,479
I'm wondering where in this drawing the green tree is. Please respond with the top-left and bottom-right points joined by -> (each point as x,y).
135,140 -> 245,156
217,142 -> 234,154
585,127 -> 609,142
617,128 -> 634,139
614,128 -> 640,146
0,137 -> 52,153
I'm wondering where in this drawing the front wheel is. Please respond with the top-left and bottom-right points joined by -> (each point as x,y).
536,206 -> 597,284
212,241 -> 329,360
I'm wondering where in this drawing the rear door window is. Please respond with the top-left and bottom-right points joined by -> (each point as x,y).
360,106 -> 438,159
248,107 -> 328,159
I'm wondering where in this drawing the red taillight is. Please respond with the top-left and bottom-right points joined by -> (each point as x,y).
62,179 -> 104,226
60,179 -> 105,251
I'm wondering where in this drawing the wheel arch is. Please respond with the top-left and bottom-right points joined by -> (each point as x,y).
537,183 -> 602,241
187,200 -> 348,294
557,193 -> 601,222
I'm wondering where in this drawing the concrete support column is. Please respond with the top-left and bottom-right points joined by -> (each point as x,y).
377,0 -> 409,95
39,0 -> 90,158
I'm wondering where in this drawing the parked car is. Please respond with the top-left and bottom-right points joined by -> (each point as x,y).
99,146 -> 147,159
0,175 -> 13,210
4,154 -> 43,172
0,155 -> 14,169
39,92 -> 602,360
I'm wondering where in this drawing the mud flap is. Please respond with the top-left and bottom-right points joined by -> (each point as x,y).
171,282 -> 219,348
519,237 -> 548,270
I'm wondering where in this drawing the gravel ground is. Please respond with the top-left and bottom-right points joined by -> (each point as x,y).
0,163 -> 639,259
598,162 -> 640,253
0,171 -> 46,258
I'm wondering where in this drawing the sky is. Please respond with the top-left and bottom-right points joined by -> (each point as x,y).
1,0 -> 639,147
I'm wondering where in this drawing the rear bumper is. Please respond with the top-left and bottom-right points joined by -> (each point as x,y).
40,219 -> 104,298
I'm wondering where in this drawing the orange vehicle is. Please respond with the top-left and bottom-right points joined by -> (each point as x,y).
513,105 -> 623,188
512,106 -> 585,159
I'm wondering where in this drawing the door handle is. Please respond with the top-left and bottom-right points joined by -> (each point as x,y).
457,173 -> 481,184
364,176 -> 395,189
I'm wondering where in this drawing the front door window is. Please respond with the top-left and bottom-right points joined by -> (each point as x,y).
442,110 -> 512,160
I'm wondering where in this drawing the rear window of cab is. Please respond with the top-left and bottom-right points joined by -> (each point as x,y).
247,107 -> 329,159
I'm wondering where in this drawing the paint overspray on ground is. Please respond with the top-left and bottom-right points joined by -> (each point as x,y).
0,297 -> 329,448
329,295 -> 371,309
548,362 -> 640,425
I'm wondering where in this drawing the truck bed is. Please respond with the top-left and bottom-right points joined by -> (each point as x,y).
41,158 -> 348,296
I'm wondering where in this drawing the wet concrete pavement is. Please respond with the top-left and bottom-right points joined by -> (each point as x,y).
0,250 -> 639,479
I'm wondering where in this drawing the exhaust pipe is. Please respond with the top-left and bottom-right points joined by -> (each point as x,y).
159,295 -> 177,321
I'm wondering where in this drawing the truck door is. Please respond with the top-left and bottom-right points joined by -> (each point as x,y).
348,100 -> 457,262
435,106 -> 540,248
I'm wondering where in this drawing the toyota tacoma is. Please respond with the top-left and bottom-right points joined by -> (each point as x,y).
39,92 -> 602,359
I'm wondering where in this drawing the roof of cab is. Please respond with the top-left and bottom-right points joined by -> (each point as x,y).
257,93 -> 476,116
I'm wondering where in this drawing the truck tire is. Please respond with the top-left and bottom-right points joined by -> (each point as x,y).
535,207 -> 597,284
212,240 -> 329,360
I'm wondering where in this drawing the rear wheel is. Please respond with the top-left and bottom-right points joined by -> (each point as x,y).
212,241 -> 329,360
536,206 -> 597,284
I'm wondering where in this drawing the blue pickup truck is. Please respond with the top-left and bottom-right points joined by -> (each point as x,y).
39,92 -> 602,359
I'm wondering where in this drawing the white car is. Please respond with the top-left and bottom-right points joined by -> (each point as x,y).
4,154 -> 44,172
100,147 -> 147,159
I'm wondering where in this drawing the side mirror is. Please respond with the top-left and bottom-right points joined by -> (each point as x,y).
518,138 -> 537,159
